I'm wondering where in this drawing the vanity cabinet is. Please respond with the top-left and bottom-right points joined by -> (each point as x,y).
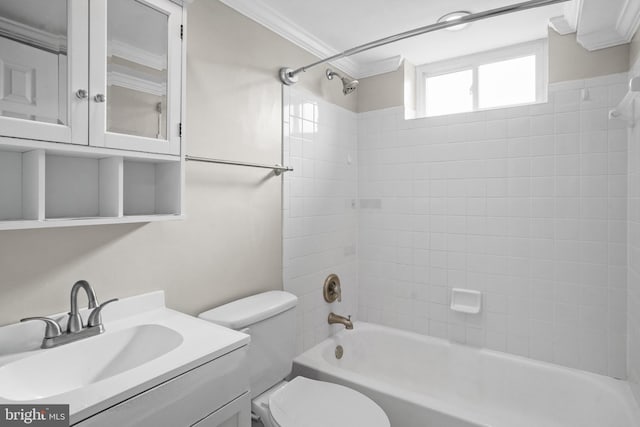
0,0 -> 186,230
73,345 -> 251,427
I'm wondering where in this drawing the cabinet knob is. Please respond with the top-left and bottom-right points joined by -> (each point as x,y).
75,89 -> 88,99
94,94 -> 106,103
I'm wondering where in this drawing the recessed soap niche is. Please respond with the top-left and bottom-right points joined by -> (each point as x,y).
0,147 -> 182,230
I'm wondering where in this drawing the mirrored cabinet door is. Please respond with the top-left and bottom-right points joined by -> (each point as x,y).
90,0 -> 182,155
0,0 -> 88,144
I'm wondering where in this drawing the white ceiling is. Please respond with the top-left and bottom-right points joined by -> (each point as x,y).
220,0 -> 571,76
261,0 -> 565,65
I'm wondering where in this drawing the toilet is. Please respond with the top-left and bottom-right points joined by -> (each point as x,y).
198,291 -> 390,427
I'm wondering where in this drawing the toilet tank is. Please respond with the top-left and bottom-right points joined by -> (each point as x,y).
198,291 -> 298,398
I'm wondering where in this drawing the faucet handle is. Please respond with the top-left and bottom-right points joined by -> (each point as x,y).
20,317 -> 63,339
323,274 -> 342,303
87,298 -> 118,328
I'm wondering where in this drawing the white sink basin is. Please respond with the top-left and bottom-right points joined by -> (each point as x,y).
0,291 -> 250,424
0,324 -> 183,401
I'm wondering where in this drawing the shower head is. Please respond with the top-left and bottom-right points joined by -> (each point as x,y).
326,69 -> 359,95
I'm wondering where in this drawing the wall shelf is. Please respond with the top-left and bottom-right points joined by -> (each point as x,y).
0,215 -> 183,231
0,144 -> 183,231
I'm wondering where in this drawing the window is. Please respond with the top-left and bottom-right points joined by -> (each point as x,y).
416,40 -> 547,117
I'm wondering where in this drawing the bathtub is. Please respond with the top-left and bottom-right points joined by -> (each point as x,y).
292,322 -> 640,427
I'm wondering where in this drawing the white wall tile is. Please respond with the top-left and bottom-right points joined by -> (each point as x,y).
357,75 -> 629,379
283,87 -> 359,354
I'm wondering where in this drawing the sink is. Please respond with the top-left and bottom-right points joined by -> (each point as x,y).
0,291 -> 250,424
0,324 -> 183,401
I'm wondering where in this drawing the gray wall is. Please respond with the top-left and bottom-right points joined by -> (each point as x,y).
0,0 -> 353,326
548,30 -> 629,83
356,68 -> 404,113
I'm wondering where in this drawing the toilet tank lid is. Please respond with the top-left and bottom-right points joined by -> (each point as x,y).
198,291 -> 298,330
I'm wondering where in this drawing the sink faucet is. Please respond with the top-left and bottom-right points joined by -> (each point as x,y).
68,280 -> 98,333
328,312 -> 353,330
21,280 -> 118,349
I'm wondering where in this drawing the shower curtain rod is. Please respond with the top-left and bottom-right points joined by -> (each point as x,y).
280,0 -> 570,85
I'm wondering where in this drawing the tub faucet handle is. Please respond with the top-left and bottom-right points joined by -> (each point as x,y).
323,274 -> 342,303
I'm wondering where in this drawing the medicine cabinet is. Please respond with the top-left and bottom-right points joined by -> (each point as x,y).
0,0 -> 187,230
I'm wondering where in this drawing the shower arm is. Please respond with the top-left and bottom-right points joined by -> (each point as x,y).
280,0 -> 570,85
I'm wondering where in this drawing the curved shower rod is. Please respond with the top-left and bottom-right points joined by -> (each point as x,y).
280,0 -> 570,85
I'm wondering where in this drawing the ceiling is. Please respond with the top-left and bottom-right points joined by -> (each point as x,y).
219,0 -> 640,78
221,0 -> 568,76
259,0 -> 564,65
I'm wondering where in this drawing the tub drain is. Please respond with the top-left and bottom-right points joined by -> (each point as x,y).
335,345 -> 344,359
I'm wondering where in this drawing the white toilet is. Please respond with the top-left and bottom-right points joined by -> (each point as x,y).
198,291 -> 390,427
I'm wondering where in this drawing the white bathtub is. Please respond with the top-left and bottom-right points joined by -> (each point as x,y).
292,322 -> 640,427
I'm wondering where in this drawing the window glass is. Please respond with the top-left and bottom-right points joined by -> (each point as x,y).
417,40 -> 547,118
479,55 -> 536,109
425,69 -> 473,117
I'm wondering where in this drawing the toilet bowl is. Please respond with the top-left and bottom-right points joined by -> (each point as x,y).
252,377 -> 389,427
198,291 -> 389,427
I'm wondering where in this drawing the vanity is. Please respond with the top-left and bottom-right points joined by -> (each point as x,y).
0,291 -> 251,427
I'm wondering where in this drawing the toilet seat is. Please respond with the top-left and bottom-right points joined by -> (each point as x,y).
267,377 -> 390,427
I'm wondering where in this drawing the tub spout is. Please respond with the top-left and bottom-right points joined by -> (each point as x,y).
328,312 -> 353,329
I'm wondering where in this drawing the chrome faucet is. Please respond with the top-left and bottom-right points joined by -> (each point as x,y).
21,280 -> 118,349
328,312 -> 353,330
68,280 -> 98,333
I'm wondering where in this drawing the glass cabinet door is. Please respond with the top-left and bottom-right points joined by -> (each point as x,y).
0,0 -> 88,144
90,0 -> 182,155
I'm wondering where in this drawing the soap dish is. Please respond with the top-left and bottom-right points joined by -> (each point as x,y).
450,288 -> 482,314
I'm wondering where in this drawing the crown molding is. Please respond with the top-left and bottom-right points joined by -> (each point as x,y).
615,0 -> 640,42
219,0 -> 396,78
549,0 -> 582,35
356,55 -> 404,79
222,0 -> 638,76
576,0 -> 640,50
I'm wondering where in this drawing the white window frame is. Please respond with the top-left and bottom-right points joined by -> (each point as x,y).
416,39 -> 548,117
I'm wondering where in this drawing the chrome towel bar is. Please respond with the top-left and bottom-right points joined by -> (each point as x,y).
185,155 -> 293,176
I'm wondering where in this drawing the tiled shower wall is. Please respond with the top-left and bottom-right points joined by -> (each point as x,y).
357,74 -> 629,378
628,60 -> 640,403
282,87 -> 359,354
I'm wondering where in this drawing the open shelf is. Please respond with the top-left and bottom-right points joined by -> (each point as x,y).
0,143 -> 182,230
123,160 -> 181,216
45,154 -> 123,219
0,149 -> 43,222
